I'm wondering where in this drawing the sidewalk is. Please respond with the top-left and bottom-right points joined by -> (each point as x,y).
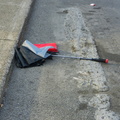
0,0 -> 34,103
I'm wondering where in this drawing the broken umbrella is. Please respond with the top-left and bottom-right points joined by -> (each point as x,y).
15,40 -> 108,68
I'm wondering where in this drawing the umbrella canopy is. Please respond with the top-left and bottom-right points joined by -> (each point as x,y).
15,40 -> 57,68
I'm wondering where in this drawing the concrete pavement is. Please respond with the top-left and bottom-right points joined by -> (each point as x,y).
0,0 -> 34,104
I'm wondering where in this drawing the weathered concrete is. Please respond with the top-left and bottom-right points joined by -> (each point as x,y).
0,0 -> 34,103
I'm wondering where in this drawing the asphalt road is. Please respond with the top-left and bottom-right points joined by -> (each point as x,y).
80,0 -> 120,113
0,0 -> 120,120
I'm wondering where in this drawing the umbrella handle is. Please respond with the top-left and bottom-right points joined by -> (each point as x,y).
91,58 -> 109,63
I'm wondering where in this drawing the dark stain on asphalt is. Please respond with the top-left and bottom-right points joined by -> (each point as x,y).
84,42 -> 93,47
105,18 -> 110,23
83,13 -> 94,16
71,45 -> 77,52
75,104 -> 87,112
93,7 -> 101,9
77,90 -> 89,94
57,10 -> 68,14
103,27 -> 110,31
89,10 -> 96,12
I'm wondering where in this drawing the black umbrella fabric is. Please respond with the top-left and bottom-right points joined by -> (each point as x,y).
15,40 -> 56,68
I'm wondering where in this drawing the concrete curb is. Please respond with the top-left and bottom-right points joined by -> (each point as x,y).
0,0 -> 35,104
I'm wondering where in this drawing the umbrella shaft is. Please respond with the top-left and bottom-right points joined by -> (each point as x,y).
52,55 -> 91,60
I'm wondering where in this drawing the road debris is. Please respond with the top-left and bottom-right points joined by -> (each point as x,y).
0,104 -> 3,108
15,40 -> 108,68
15,40 -> 57,68
90,3 -> 96,6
